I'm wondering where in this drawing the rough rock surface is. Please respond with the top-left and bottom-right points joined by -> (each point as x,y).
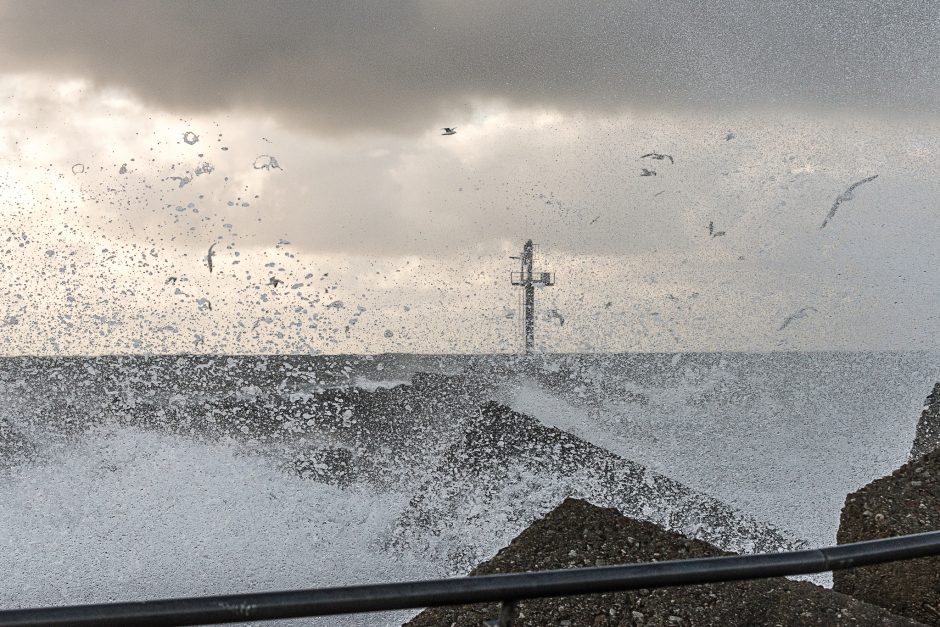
910,383 -> 940,461
834,447 -> 940,625
406,498 -> 922,627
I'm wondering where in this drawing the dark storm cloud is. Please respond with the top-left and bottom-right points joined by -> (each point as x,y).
0,0 -> 937,132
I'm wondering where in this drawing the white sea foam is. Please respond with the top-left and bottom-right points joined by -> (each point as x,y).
351,377 -> 411,392
0,428 -> 428,626
505,352 -> 940,553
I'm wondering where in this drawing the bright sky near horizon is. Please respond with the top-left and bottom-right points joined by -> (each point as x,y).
0,1 -> 938,355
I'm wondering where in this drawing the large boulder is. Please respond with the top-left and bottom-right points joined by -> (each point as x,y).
910,383 -> 940,461
405,498 -> 919,626
833,447 -> 940,625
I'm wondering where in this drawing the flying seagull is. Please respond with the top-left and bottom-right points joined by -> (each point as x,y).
545,309 -> 565,326
441,127 -> 457,136
640,168 -> 657,177
821,175 -> 879,229
268,277 -> 283,288
778,307 -> 817,331
708,221 -> 726,237
589,215 -> 601,225
641,152 -> 674,164
205,242 -> 217,273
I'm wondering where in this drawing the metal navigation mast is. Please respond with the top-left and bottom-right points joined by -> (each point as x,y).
510,239 -> 554,354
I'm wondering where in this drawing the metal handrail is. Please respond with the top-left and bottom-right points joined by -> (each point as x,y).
2,530 -> 939,627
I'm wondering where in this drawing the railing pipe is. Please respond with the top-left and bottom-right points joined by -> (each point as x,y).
1,530 -> 938,627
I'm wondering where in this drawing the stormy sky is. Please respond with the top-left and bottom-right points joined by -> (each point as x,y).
2,1 -> 938,130
0,1 -> 938,354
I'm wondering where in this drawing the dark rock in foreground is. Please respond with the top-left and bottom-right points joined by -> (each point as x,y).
406,498 -> 921,627
834,447 -> 940,625
910,383 -> 940,461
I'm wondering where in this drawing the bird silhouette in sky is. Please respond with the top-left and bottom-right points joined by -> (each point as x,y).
778,307 -> 817,331
641,152 -> 674,164
708,221 -> 726,237
206,243 -> 217,273
821,175 -> 879,228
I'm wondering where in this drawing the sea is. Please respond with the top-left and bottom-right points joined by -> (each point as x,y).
0,351 -> 937,626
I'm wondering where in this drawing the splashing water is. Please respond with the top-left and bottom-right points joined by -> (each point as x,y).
0,429 -> 426,626
0,350 -> 936,626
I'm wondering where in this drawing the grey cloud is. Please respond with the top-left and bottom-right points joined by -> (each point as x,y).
0,0 -> 937,133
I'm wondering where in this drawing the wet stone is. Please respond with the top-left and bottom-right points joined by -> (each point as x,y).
834,442 -> 940,625
405,498 -> 920,626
